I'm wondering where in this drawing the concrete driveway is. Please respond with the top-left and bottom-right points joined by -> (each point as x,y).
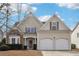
42,50 -> 79,56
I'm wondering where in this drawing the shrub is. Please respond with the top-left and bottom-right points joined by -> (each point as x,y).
33,44 -> 37,50
7,44 -> 22,50
71,44 -> 76,49
0,45 -> 10,51
24,46 -> 27,50
1,38 -> 6,44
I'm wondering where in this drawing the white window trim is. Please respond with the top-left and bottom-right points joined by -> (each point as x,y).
9,36 -> 20,44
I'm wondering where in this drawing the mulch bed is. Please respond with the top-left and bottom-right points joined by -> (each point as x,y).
71,49 -> 79,52
0,50 -> 43,56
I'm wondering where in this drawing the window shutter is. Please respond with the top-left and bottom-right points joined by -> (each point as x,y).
57,22 -> 59,30
25,27 -> 27,33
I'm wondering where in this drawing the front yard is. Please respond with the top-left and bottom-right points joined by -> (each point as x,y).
1,49 -> 79,56
0,50 -> 42,56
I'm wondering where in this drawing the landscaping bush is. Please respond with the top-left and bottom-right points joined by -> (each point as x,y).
71,44 -> 76,49
33,44 -> 37,50
7,44 -> 22,50
0,45 -> 10,51
24,46 -> 27,50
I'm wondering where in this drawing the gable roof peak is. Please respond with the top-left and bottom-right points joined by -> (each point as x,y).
53,12 -> 60,18
53,12 -> 57,16
16,11 -> 43,27
27,11 -> 33,16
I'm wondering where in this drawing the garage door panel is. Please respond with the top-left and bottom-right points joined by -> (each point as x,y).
40,39 -> 53,50
56,39 -> 69,50
39,39 -> 69,50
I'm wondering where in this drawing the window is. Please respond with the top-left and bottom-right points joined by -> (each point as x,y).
25,27 -> 36,33
26,27 -> 30,33
12,38 -> 16,44
50,22 -> 59,30
77,33 -> 79,38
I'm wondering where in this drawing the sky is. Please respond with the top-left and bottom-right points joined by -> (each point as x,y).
31,3 -> 79,30
1,3 -> 79,31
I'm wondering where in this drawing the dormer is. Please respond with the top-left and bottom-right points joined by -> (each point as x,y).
40,13 -> 70,31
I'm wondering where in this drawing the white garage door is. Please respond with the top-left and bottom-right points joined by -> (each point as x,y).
39,39 -> 53,50
55,39 -> 69,50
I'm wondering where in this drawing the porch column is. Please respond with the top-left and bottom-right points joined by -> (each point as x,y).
34,38 -> 37,44
24,38 -> 26,46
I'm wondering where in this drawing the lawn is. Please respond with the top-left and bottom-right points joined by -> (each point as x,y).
0,50 -> 42,56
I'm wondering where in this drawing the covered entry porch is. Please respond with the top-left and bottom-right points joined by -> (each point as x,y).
23,37 -> 37,50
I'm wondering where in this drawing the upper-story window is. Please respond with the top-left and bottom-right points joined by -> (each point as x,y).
50,22 -> 59,30
77,33 -> 79,38
25,27 -> 36,33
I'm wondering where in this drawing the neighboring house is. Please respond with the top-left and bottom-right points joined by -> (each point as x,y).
6,12 -> 71,50
71,22 -> 79,48
0,29 -> 3,42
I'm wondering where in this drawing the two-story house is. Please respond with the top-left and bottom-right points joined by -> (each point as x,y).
6,12 -> 71,50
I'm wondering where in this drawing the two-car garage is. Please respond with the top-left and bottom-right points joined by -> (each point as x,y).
39,39 -> 69,50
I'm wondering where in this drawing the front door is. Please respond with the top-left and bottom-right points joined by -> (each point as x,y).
24,38 -> 37,50
29,39 -> 33,49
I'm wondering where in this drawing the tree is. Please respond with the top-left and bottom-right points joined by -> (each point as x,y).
2,38 -> 6,44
